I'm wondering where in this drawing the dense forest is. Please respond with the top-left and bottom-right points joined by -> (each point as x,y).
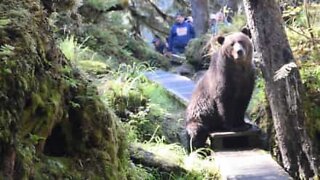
0,0 -> 319,179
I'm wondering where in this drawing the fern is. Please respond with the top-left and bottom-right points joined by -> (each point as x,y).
59,35 -> 91,62
0,44 -> 15,57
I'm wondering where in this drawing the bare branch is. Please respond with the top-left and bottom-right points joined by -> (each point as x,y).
146,0 -> 170,21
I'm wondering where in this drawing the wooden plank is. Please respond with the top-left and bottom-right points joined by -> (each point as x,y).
210,124 -> 260,138
215,150 -> 292,180
144,70 -> 194,105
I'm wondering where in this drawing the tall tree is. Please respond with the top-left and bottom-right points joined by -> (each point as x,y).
243,1 -> 319,179
190,0 -> 209,36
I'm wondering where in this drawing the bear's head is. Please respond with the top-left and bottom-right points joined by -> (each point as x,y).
217,29 -> 253,62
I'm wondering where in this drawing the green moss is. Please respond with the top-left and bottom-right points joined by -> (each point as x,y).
19,78 -> 64,139
185,34 -> 212,70
300,62 -> 320,140
33,157 -> 82,179
0,1 -> 130,179
78,60 -> 108,74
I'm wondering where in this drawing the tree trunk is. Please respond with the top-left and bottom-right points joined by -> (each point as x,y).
243,1 -> 319,179
190,0 -> 209,36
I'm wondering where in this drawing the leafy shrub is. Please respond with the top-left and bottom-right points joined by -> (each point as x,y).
59,35 -> 91,62
300,62 -> 320,139
218,14 -> 247,34
282,3 -> 320,141
285,4 -> 320,61
99,63 -> 167,141
134,142 -> 220,179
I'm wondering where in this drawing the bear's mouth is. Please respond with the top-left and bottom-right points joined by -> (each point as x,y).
234,51 -> 244,60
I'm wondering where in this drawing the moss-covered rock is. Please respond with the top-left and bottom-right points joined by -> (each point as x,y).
184,34 -> 212,71
0,1 -> 128,179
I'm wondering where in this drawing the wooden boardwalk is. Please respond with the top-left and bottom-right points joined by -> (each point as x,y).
144,70 -> 195,106
144,70 -> 292,180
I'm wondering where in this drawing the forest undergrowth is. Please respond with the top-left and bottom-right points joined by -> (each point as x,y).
55,1 -> 320,179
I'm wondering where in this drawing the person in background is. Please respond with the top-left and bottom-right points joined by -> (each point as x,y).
185,16 -> 193,25
215,11 -> 225,24
210,10 -> 231,35
152,36 -> 167,54
167,11 -> 195,55
223,6 -> 233,24
209,13 -> 218,35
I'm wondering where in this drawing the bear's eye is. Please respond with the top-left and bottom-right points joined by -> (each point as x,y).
231,42 -> 235,46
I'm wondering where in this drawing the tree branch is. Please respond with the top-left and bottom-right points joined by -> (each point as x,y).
146,0 -> 169,21
128,6 -> 169,36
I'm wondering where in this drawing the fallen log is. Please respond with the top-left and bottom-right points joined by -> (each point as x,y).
129,145 -> 186,174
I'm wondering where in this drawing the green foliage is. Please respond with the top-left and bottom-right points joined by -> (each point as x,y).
125,38 -> 170,68
99,62 -> 184,145
185,34 -> 212,70
16,142 -> 38,177
282,5 -> 304,25
59,35 -> 77,61
100,63 -> 160,141
97,59 -> 220,178
133,142 -> 220,179
59,35 -> 91,62
248,76 -> 266,114
0,1 -> 131,179
86,0 -> 120,11
78,60 -> 108,74
28,133 -> 46,144
300,62 -> 320,139
285,4 -> 320,60
142,83 -> 182,115
59,35 -> 114,76
0,18 -> 11,27
218,14 -> 247,34
0,44 -> 15,75
83,24 -> 137,64
283,3 -> 320,141
0,44 -> 15,57
77,10 -> 168,69
126,163 -> 156,180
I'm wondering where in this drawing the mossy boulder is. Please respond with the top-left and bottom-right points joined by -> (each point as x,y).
0,1 -> 128,179
184,34 -> 212,71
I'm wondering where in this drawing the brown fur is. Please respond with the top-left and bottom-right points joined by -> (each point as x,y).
185,31 -> 255,151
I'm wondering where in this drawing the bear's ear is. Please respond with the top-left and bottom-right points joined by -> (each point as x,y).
217,36 -> 225,45
241,27 -> 252,39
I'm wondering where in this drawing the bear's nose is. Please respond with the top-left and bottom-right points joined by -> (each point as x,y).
237,50 -> 244,56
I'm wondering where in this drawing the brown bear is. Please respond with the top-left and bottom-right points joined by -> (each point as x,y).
185,29 -> 255,151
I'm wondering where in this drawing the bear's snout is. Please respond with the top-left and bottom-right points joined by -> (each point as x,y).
233,42 -> 245,60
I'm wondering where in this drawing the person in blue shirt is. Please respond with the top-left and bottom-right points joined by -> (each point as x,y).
168,12 -> 195,55
209,14 -> 218,35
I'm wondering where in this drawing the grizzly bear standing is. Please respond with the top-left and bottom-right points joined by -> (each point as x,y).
185,30 -> 255,151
